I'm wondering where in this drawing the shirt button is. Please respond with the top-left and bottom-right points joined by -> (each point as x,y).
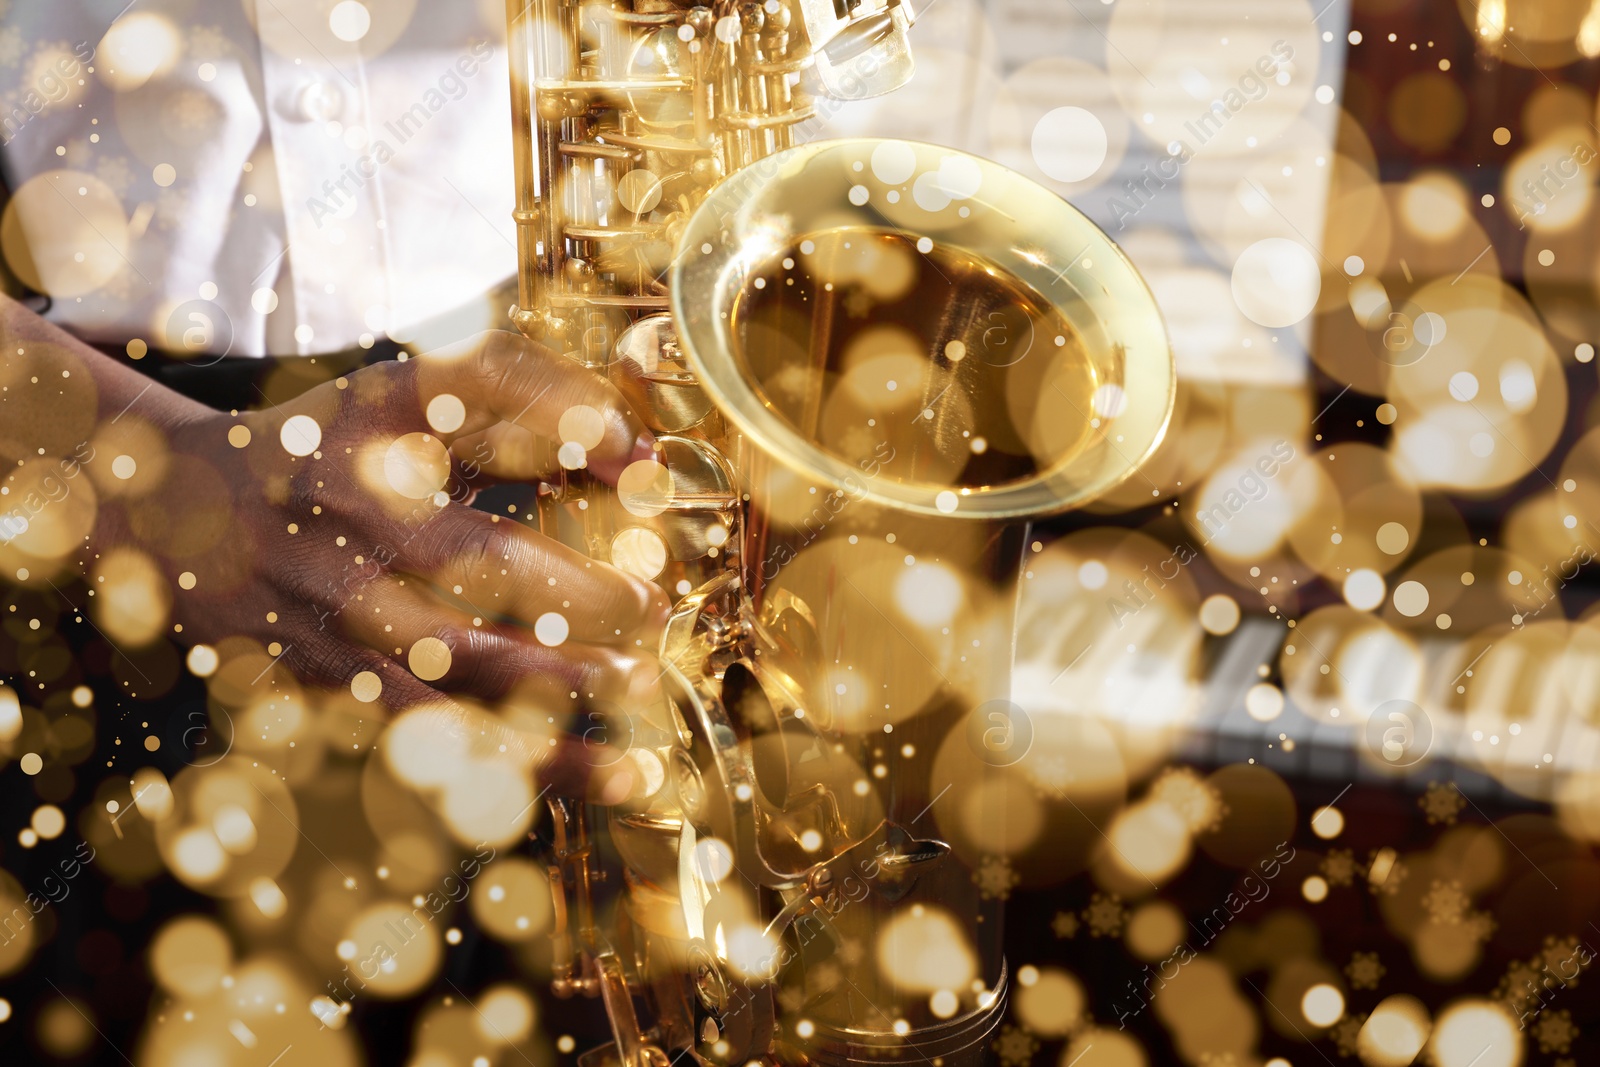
288,79 -> 344,123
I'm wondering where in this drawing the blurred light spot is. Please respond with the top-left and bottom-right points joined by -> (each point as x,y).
1498,360 -> 1536,412
172,827 -> 227,882
187,644 -> 219,677
383,433 -> 451,499
876,907 -> 978,993
351,671 -> 381,703
408,637 -> 452,682
1358,994 -> 1431,1067
1302,983 -> 1345,1026
249,876 -> 288,919
426,393 -> 466,434
1393,580 -> 1429,617
475,986 -> 535,1045
328,1 -> 372,42
1013,967 -> 1086,1037
558,405 -> 606,449
1344,569 -> 1385,610
617,460 -> 673,518
612,527 -> 668,581
895,561 -> 963,626
1106,800 -> 1190,883
1246,683 -> 1284,722
0,686 -> 20,742
1310,805 -> 1344,838
1032,107 -> 1109,183
1376,522 -> 1410,554
535,612 -> 569,647
280,415 -> 321,457
871,141 -> 917,184
97,13 -> 181,92
1429,999 -> 1518,1067
1232,238 -> 1321,328
1199,594 -> 1240,635
31,806 -> 64,840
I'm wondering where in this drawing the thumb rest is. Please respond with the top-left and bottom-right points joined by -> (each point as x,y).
502,1 -> 1175,1064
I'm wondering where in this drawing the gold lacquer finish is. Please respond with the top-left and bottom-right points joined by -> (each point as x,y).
673,141 -> 1175,520
503,2 -> 1174,1065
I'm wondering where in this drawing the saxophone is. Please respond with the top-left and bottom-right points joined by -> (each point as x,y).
502,2 -> 1176,1064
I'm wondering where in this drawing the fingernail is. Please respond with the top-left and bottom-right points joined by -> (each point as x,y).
631,431 -> 658,465
599,765 -> 636,805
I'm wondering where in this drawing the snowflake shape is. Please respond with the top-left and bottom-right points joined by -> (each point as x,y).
1542,936 -> 1585,987
1052,911 -> 1080,939
809,961 -> 842,994
1083,892 -> 1126,937
95,155 -> 135,197
1496,961 -> 1545,1015
993,1025 -> 1038,1067
92,259 -> 139,306
1535,1008 -> 1577,1055
155,186 -> 189,231
1331,1013 -> 1366,1057
975,855 -> 1019,901
20,38 -> 75,87
777,983 -> 808,1014
1321,849 -> 1356,888
169,87 -> 224,133
842,286 -> 876,319
1024,752 -> 1071,795
1365,850 -> 1407,896
1422,879 -> 1467,925
188,25 -> 232,60
1345,951 -> 1385,991
1418,781 -> 1466,825
1150,766 -> 1227,833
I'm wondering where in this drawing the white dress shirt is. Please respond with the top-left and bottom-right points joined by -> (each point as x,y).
0,0 -> 517,358
0,0 -> 1342,385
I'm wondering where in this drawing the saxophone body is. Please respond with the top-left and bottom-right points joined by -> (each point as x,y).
502,2 -> 1176,1064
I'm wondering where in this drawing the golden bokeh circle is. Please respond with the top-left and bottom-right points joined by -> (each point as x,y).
1,171 -> 129,298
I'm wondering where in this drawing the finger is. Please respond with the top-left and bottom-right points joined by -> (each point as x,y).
286,633 -> 450,712
394,506 -> 669,644
341,575 -> 663,708
407,331 -> 656,485
448,423 -> 562,487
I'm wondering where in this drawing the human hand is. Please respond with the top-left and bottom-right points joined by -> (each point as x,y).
90,331 -> 670,729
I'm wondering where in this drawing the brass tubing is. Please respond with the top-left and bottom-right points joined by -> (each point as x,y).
506,0 -> 542,319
